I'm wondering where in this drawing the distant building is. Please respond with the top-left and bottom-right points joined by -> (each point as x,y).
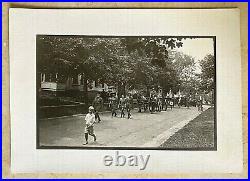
40,73 -> 116,94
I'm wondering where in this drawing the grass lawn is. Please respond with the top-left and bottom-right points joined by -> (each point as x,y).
160,107 -> 215,149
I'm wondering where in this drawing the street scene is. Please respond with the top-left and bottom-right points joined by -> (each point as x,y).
37,36 -> 215,149
39,106 -> 211,147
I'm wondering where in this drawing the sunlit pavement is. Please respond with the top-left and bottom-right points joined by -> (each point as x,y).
39,106 -> 209,147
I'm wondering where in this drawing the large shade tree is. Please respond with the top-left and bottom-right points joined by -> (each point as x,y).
199,54 -> 215,93
37,36 -> 107,103
172,51 -> 200,95
121,37 -> 187,95
37,36 -> 191,102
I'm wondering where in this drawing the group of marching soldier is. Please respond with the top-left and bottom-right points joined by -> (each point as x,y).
109,94 -> 133,119
91,89 -> 204,121
107,88 -> 187,119
85,90 -> 203,144
92,93 -> 134,120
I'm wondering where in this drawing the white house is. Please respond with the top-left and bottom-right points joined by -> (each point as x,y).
40,73 -> 116,93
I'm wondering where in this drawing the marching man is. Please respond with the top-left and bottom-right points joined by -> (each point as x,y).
92,93 -> 103,123
109,94 -> 118,117
125,94 -> 133,119
83,106 -> 97,145
119,95 -> 126,118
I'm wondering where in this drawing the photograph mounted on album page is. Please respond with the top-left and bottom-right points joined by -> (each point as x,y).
8,7 -> 244,176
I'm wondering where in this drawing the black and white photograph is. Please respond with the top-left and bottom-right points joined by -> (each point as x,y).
8,7 -> 245,176
37,35 -> 216,150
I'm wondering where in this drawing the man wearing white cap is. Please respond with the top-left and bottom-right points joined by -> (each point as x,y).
83,106 -> 97,145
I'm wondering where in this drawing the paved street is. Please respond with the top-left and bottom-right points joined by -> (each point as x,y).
38,106 -> 209,147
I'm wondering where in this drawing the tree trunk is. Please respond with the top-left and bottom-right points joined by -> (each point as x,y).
122,82 -> 126,96
117,81 -> 122,99
83,74 -> 89,106
146,86 -> 150,97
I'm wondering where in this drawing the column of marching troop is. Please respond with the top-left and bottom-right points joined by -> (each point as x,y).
91,90 -> 204,122
83,91 -> 204,144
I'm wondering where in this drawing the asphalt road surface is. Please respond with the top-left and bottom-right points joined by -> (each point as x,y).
38,106 -> 209,148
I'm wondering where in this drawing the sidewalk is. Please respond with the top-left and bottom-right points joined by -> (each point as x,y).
38,106 -> 209,148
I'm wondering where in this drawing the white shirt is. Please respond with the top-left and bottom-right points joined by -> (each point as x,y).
85,113 -> 96,126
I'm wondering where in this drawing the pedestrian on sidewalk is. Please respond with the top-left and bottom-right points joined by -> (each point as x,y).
119,95 -> 126,118
92,93 -> 103,123
83,106 -> 97,145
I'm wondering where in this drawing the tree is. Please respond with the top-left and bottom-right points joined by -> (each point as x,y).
37,36 -> 188,100
173,52 -> 199,95
125,51 -> 158,95
121,37 -> 186,68
120,37 -> 185,95
37,36 -> 105,103
199,54 -> 215,92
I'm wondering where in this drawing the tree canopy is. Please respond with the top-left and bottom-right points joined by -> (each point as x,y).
199,54 -> 215,92
37,36 -> 214,100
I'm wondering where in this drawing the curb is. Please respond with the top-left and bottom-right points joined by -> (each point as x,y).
141,106 -> 209,147
39,111 -> 111,120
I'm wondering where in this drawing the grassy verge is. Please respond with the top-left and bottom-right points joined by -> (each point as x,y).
161,107 -> 215,149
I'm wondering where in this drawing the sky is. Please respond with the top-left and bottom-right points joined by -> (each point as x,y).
174,38 -> 214,73
175,38 -> 214,62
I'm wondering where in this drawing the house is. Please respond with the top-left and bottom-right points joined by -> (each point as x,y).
40,73 -> 116,95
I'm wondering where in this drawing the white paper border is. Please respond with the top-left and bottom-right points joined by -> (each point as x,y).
9,8 -> 242,173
